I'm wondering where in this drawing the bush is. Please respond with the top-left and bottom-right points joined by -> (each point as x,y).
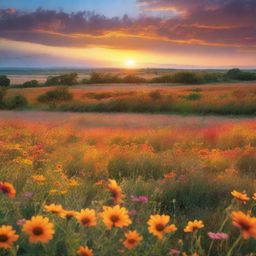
0,75 -> 10,87
226,68 -> 256,81
0,88 -> 7,108
172,71 -> 204,84
45,73 -> 78,86
22,80 -> 39,88
37,87 -> 73,103
88,73 -> 122,84
122,74 -> 146,83
6,95 -> 28,109
186,93 -> 202,100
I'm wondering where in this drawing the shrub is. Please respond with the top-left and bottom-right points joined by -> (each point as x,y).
122,74 -> 146,83
88,72 -> 122,83
0,75 -> 10,87
226,68 -> 256,81
6,95 -> 28,109
37,87 -> 73,103
0,88 -> 7,108
22,80 -> 39,88
45,73 -> 78,86
172,71 -> 204,84
186,93 -> 202,101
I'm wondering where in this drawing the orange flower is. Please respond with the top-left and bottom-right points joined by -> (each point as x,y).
101,205 -> 132,229
252,193 -> 256,200
231,211 -> 256,239
22,216 -> 54,243
64,210 -> 78,219
0,225 -> 19,249
32,175 -> 46,182
107,179 -> 124,204
76,209 -> 97,227
147,215 -> 177,239
184,220 -> 204,232
76,246 -> 93,256
231,190 -> 249,202
0,182 -> 16,198
123,230 -> 143,249
44,204 -> 65,218
164,172 -> 176,179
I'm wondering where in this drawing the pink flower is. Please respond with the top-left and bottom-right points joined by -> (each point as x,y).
17,218 -> 26,225
208,232 -> 229,240
131,195 -> 148,202
169,249 -> 181,255
128,209 -> 137,217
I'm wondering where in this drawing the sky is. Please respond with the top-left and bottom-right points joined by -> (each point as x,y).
0,0 -> 255,68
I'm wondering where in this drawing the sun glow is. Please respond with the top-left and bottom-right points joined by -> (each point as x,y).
125,59 -> 136,68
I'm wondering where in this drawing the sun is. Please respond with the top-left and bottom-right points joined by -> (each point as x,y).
125,59 -> 136,68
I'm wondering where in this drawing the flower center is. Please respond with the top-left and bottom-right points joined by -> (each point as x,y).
110,214 -> 120,223
82,217 -> 90,225
128,239 -> 136,244
156,223 -> 165,231
1,187 -> 10,194
0,234 -> 8,242
240,221 -> 250,231
33,227 -> 44,236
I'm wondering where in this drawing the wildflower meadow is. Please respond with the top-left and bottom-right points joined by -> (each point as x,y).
0,120 -> 255,255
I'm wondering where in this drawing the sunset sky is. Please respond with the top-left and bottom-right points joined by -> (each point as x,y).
0,0 -> 255,68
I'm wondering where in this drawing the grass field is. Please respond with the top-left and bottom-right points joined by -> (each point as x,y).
0,116 -> 256,255
6,82 -> 256,115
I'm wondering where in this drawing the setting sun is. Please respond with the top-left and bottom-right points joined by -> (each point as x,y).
125,59 -> 136,68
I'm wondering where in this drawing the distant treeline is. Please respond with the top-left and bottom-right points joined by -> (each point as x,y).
2,68 -> 256,88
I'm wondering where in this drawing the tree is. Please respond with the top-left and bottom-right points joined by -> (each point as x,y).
0,75 -> 10,87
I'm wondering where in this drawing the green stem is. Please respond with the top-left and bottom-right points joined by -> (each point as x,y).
226,235 -> 242,256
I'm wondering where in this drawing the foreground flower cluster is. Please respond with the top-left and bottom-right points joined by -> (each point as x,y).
0,179 -> 256,256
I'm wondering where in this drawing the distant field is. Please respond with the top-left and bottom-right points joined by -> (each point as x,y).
5,82 -> 256,115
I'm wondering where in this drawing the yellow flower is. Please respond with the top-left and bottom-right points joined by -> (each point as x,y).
76,209 -> 97,227
147,214 -> 177,239
69,179 -> 80,187
252,193 -> 256,200
64,210 -> 78,219
22,216 -> 54,243
0,225 -> 19,249
101,205 -> 132,229
107,179 -> 124,204
184,220 -> 204,232
0,182 -> 16,198
76,246 -> 94,256
231,190 -> 249,202
32,175 -> 46,182
123,230 -> 143,249
232,211 -> 256,239
44,204 -> 65,218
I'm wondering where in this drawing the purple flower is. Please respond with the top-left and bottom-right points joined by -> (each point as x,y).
24,193 -> 33,198
131,195 -> 148,202
17,218 -> 26,225
169,249 -> 181,255
208,232 -> 229,240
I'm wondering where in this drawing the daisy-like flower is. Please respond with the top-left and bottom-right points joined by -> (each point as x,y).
76,246 -> 94,256
184,220 -> 204,232
64,210 -> 78,219
231,190 -> 249,202
252,193 -> 256,200
123,230 -> 143,249
22,216 -> 55,243
107,179 -> 124,204
32,175 -> 46,182
231,211 -> 256,239
0,225 -> 19,249
0,182 -> 16,198
101,205 -> 132,229
147,215 -> 177,239
44,204 -> 65,218
76,209 -> 97,227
